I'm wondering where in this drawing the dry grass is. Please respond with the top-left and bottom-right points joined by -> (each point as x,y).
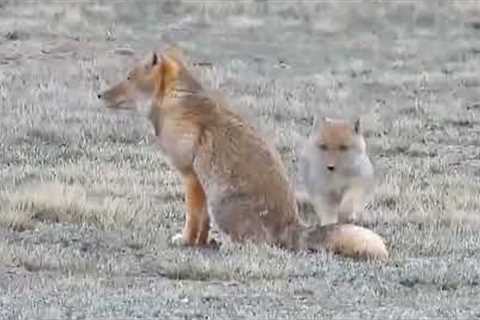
1,1 -> 480,319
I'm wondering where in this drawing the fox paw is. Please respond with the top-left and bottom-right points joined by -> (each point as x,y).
205,237 -> 221,249
170,233 -> 191,247
170,233 -> 221,248
295,190 -> 312,206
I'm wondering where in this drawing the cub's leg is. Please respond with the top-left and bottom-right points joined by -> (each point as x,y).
338,186 -> 364,224
311,195 -> 339,226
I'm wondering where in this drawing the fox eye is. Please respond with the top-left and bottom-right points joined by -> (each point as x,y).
339,145 -> 349,151
318,144 -> 328,151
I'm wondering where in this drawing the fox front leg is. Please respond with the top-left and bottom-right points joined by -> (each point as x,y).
311,196 -> 339,226
171,172 -> 210,246
337,187 -> 364,224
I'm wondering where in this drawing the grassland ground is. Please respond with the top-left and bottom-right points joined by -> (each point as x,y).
1,1 -> 480,319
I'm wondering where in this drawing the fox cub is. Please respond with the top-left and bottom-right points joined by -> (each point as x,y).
98,48 -> 387,261
297,116 -> 375,226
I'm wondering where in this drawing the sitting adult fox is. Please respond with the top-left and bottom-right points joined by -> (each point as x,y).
98,48 -> 388,260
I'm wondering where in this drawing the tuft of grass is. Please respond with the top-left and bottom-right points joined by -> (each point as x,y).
141,241 -> 333,282
0,181 -> 156,231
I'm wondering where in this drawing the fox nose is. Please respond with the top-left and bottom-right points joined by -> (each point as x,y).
327,165 -> 335,171
97,93 -> 102,99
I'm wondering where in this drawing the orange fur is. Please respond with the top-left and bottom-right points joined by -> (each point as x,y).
182,173 -> 209,246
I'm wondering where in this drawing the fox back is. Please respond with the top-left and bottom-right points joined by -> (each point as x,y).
192,104 -> 301,246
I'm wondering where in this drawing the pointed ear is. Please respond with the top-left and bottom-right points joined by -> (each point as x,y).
292,130 -> 306,157
165,45 -> 187,65
353,118 -> 361,134
160,53 -> 181,79
309,114 -> 327,136
309,115 -> 318,136
143,52 -> 159,69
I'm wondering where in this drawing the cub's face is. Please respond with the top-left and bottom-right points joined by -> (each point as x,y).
311,117 -> 367,173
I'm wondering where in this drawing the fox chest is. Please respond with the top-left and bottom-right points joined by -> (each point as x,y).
306,170 -> 349,193
149,113 -> 197,172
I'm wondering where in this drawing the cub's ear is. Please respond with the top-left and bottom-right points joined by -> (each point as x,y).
310,114 -> 329,135
353,117 -> 361,134
291,130 -> 306,157
152,52 -> 158,66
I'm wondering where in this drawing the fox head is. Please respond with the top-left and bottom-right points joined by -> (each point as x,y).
309,117 -> 368,173
97,47 -> 200,109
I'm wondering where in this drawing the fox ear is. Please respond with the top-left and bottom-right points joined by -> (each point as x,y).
160,53 -> 181,80
165,45 -> 187,64
309,114 -> 325,136
144,52 -> 159,69
310,116 -> 318,136
353,118 -> 361,134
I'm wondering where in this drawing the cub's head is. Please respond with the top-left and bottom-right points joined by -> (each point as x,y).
97,47 -> 191,110
310,117 -> 367,172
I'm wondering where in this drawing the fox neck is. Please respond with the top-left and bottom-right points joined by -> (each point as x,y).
170,75 -> 203,98
148,87 -> 216,137
157,67 -> 203,101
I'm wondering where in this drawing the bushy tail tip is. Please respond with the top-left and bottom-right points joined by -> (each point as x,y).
321,224 -> 389,261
